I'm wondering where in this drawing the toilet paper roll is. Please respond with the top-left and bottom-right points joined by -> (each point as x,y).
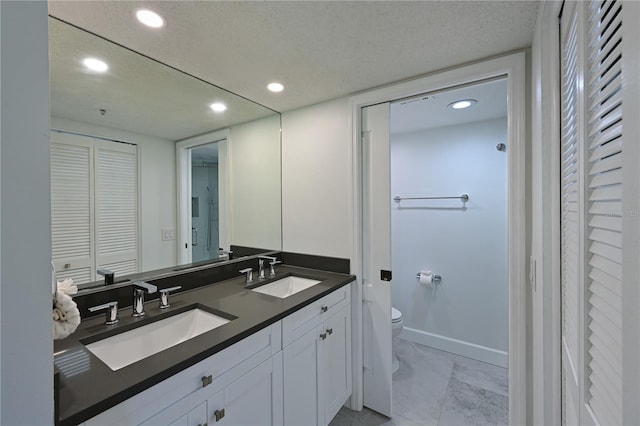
419,270 -> 433,287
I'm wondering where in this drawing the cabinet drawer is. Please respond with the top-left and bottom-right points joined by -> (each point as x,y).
282,284 -> 350,348
86,321 -> 281,426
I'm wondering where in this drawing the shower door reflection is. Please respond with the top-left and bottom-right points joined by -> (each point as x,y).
190,143 -> 220,262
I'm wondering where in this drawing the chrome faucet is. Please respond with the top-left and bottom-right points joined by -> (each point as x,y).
97,268 -> 115,285
239,268 -> 253,284
258,256 -> 277,279
218,249 -> 233,260
132,281 -> 157,317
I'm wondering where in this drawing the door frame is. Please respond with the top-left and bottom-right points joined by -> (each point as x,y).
531,1 -> 563,424
176,129 -> 230,265
348,51 -> 527,424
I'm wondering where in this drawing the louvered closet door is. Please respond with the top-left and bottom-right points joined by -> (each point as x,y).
94,140 -> 139,278
50,132 -> 95,284
560,2 -> 583,424
560,1 -> 627,425
584,1 -> 623,424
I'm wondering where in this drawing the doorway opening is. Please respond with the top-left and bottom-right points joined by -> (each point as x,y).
190,143 -> 220,263
348,52 -> 526,425
176,129 -> 229,265
390,78 -> 509,424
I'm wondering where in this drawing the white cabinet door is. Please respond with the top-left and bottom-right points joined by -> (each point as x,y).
215,354 -> 283,426
141,397 -> 209,426
169,401 -> 208,426
321,304 -> 352,424
283,298 -> 352,426
283,325 -> 322,426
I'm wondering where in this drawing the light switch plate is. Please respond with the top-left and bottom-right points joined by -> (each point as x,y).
162,228 -> 175,241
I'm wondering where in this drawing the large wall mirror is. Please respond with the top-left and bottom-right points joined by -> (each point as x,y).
49,17 -> 282,286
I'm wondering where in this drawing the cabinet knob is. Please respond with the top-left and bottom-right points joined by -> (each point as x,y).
198,424 -> 208,426
320,306 -> 328,313
201,375 -> 213,388
214,408 -> 226,422
320,332 -> 327,340
326,328 -> 333,335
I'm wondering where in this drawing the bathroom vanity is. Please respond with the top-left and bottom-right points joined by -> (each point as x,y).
54,259 -> 354,426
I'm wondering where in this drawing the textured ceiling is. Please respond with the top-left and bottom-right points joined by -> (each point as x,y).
48,1 -> 539,113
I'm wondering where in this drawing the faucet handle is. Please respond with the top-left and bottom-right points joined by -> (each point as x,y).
269,260 -> 281,276
239,268 -> 253,283
88,301 -> 119,325
159,286 -> 182,309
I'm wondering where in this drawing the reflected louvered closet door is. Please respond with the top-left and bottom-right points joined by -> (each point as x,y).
50,132 -> 95,284
559,2 -> 583,424
94,139 -> 139,278
560,1 -> 632,425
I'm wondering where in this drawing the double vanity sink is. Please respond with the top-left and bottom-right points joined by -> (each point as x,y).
54,263 -> 353,425
83,275 -> 322,372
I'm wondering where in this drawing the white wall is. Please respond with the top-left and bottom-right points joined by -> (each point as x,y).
281,98 -> 351,258
51,117 -> 177,272
0,1 -> 54,423
229,115 -> 281,250
390,117 -> 509,366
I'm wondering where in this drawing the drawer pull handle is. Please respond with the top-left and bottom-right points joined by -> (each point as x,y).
198,423 -> 208,426
320,306 -> 328,313
201,375 -> 213,388
214,408 -> 226,422
320,332 -> 327,340
326,328 -> 333,335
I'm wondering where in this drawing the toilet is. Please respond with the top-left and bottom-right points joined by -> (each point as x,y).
391,307 -> 404,373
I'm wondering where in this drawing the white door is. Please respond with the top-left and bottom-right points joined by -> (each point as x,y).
51,132 -> 95,284
361,103 -> 393,417
94,139 -> 139,278
559,1 -> 632,425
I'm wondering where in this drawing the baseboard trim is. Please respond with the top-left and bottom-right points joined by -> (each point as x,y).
399,327 -> 508,368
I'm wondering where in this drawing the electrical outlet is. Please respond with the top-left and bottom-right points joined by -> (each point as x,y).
161,228 -> 175,241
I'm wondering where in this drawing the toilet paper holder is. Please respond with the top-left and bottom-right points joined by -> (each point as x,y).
416,272 -> 442,283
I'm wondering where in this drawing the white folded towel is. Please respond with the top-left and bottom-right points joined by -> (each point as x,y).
57,278 -> 78,295
53,291 -> 80,340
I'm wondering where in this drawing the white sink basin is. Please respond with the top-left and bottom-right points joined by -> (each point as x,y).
251,276 -> 322,298
84,308 -> 230,371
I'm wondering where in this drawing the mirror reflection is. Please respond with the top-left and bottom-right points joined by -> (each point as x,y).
49,18 -> 282,286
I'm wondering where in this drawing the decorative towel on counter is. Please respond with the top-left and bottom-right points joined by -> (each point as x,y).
53,291 -> 80,340
56,278 -> 77,295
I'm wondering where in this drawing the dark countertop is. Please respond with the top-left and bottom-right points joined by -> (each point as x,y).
54,265 -> 355,426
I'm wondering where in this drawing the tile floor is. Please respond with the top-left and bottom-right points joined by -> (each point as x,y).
329,338 -> 508,426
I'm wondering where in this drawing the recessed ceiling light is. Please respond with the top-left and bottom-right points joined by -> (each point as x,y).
136,9 -> 165,28
267,82 -> 284,93
448,99 -> 477,110
210,103 -> 227,112
82,57 -> 108,72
